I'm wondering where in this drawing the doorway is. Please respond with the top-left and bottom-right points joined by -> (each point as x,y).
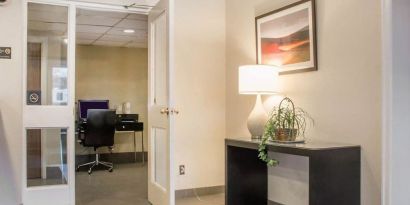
74,8 -> 149,205
23,1 -> 175,205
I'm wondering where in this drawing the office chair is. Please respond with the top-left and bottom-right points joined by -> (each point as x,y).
76,109 -> 116,174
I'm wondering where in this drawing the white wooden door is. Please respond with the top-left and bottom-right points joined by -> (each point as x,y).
148,0 -> 175,204
23,1 -> 76,205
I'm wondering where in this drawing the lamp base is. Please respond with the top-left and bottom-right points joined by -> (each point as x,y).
247,94 -> 268,139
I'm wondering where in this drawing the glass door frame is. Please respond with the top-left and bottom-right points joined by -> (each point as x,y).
23,1 -> 76,204
22,1 -> 152,204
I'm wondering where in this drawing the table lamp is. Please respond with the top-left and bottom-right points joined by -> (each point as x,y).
239,65 -> 279,139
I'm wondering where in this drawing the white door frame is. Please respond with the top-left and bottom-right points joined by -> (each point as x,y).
22,1 -> 76,204
22,0 -> 175,204
24,0 -> 151,14
381,0 -> 392,204
381,0 -> 410,204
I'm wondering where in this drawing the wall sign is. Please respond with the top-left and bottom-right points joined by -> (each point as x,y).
0,47 -> 11,59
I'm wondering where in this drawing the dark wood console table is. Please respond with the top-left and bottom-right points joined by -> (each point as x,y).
225,138 -> 361,205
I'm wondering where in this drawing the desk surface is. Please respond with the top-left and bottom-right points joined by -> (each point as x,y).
226,137 -> 360,156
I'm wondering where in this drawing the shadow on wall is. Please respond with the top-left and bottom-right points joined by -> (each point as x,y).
0,110 -> 19,204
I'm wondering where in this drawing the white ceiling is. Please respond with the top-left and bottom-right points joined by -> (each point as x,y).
76,9 -> 148,48
28,3 -> 151,48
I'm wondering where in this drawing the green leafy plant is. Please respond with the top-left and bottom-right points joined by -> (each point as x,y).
258,97 -> 314,166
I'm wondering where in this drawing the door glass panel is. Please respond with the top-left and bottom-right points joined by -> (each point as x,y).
27,3 -> 69,106
152,13 -> 167,106
153,127 -> 167,189
26,128 -> 68,187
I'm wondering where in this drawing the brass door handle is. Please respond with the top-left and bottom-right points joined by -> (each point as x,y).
160,108 -> 170,115
160,108 -> 179,115
172,109 -> 180,115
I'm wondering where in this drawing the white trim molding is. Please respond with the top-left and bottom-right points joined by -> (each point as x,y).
381,0 -> 392,204
382,0 -> 410,204
27,0 -> 151,14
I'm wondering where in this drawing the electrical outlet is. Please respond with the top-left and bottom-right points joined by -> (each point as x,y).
179,165 -> 185,175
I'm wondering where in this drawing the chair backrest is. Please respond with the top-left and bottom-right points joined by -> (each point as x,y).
83,109 -> 116,148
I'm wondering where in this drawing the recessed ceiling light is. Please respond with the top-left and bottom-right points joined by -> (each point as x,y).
123,29 -> 135,33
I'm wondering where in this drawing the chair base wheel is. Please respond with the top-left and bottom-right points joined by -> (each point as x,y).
77,158 -> 113,175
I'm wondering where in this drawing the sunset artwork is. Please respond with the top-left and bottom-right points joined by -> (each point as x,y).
256,1 -> 317,74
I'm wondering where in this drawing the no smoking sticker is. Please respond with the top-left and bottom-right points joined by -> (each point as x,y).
27,91 -> 41,105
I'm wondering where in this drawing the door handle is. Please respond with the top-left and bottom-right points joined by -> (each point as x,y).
160,108 -> 180,115
171,109 -> 179,115
160,108 -> 170,115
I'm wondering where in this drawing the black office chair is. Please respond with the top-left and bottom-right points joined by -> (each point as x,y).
76,109 -> 116,174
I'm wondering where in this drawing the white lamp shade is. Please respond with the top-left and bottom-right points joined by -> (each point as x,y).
239,65 -> 279,95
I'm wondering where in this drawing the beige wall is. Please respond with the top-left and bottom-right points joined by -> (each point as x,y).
0,0 -> 23,204
76,45 -> 148,154
174,0 -> 226,190
226,0 -> 382,204
0,0 -> 384,203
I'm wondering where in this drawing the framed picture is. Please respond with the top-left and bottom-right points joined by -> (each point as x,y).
256,0 -> 317,74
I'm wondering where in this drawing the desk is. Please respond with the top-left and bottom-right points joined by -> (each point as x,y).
226,138 -> 361,205
115,122 -> 144,164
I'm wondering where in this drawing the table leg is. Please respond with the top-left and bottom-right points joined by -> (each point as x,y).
133,131 -> 136,163
142,132 -> 145,165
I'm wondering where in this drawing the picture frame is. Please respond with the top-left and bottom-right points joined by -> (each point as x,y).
256,0 -> 317,74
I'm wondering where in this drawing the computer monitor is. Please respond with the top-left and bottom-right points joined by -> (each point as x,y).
78,100 -> 109,119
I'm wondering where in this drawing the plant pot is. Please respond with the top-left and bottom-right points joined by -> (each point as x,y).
275,128 -> 298,141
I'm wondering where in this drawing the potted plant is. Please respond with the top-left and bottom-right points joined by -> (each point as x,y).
258,97 -> 314,166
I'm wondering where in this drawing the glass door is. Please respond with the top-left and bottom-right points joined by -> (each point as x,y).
23,1 -> 76,204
